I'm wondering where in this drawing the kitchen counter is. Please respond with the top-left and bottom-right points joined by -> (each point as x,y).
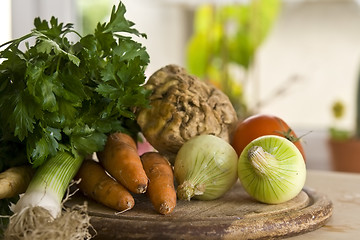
290,170 -> 360,239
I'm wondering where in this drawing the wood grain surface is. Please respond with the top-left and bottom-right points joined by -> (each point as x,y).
66,182 -> 333,239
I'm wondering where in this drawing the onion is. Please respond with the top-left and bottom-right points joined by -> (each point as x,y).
174,135 -> 238,201
238,135 -> 306,204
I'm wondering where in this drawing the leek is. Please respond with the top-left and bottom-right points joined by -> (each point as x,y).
12,152 -> 82,218
4,152 -> 89,239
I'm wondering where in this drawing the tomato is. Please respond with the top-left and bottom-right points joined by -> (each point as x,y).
231,114 -> 306,162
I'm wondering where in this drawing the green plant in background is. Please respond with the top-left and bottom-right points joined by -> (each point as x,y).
77,0 -> 114,35
329,100 -> 350,140
186,0 -> 281,119
330,73 -> 360,141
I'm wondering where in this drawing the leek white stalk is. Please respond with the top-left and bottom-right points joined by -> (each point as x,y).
5,151 -> 90,239
13,151 -> 82,217
174,135 -> 238,201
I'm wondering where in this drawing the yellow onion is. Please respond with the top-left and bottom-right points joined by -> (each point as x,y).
174,135 -> 238,201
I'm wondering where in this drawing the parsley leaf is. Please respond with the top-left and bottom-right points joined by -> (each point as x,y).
0,2 -> 150,169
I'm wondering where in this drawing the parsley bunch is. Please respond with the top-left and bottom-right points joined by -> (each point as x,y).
0,2 -> 150,169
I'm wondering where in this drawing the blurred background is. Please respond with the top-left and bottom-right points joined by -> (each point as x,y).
2,0 -> 360,172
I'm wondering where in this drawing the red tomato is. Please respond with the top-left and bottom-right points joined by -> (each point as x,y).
231,114 -> 306,162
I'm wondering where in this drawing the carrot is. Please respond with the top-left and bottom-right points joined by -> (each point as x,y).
75,159 -> 135,212
107,131 -> 137,149
141,152 -> 176,215
97,132 -> 148,194
0,165 -> 35,199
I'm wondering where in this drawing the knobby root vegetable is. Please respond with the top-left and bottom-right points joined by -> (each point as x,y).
136,64 -> 238,164
141,152 -> 176,215
0,165 -> 35,199
97,132 -> 148,194
76,159 -> 135,212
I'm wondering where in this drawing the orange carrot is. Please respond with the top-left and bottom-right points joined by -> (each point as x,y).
107,131 -> 137,149
75,159 -> 135,212
141,152 -> 176,215
97,132 -> 148,194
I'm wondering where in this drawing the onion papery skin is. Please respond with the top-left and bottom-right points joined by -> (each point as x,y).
174,135 -> 238,201
238,135 -> 306,204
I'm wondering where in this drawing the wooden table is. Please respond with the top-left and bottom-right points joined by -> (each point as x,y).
289,170 -> 360,239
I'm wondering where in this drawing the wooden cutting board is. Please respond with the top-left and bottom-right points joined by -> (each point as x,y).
66,182 -> 333,240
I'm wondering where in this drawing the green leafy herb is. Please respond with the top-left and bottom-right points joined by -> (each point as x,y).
0,2 -> 150,169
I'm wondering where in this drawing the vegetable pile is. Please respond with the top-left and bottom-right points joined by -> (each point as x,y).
0,2 -> 150,239
134,64 -> 307,205
135,73 -> 307,206
0,1 -> 308,238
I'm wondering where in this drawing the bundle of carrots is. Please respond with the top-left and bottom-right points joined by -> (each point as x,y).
75,132 -> 177,215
